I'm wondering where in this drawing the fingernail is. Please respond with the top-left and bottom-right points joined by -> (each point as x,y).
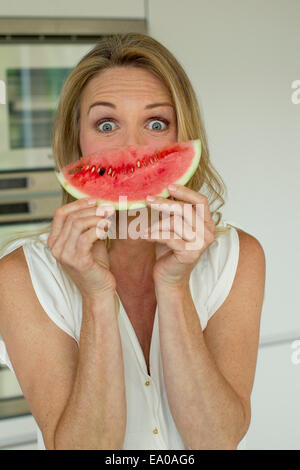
168,184 -> 177,192
87,199 -> 97,205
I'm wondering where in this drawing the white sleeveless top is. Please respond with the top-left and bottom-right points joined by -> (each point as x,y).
0,220 -> 248,450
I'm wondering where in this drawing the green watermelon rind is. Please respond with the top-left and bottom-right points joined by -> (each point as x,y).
55,139 -> 202,211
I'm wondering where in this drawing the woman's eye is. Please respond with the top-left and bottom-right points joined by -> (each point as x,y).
97,120 -> 117,132
147,119 -> 169,131
95,117 -> 169,133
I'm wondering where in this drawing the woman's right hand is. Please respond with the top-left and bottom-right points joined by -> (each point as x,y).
47,198 -> 116,299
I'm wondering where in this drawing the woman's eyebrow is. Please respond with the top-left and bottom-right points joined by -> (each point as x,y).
145,102 -> 174,109
87,101 -> 173,115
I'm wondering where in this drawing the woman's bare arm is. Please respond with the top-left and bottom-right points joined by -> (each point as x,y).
0,247 -> 126,449
54,293 -> 126,449
154,230 -> 266,449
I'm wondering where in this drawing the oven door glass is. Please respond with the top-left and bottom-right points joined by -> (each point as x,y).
0,44 -> 95,171
7,68 -> 71,150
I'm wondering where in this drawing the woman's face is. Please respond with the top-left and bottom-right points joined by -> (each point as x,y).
79,66 -> 177,156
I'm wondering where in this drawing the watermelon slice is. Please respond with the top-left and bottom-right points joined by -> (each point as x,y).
55,139 -> 201,210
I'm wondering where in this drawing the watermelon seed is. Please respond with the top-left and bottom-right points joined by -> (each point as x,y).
137,160 -> 141,168
91,166 -> 96,173
69,168 -> 77,174
98,167 -> 105,176
111,170 -> 115,177
107,168 -> 112,175
150,157 -> 154,164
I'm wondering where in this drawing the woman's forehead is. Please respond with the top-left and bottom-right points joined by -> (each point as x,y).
81,67 -> 173,105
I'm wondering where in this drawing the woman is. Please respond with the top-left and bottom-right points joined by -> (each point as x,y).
0,33 -> 266,450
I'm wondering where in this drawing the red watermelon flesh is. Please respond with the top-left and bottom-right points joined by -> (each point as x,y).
55,139 -> 201,210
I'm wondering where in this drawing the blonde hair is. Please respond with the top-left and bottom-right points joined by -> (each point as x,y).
0,33 -> 230,280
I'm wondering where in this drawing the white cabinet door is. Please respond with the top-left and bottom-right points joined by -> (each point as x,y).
245,342 -> 300,450
0,0 -> 145,18
0,415 -> 37,449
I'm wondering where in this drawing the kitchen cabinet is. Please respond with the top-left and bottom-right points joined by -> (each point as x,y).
0,0 -> 145,18
245,342 -> 300,449
0,415 -> 37,450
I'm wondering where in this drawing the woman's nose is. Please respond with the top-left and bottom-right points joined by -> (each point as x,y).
119,130 -> 146,148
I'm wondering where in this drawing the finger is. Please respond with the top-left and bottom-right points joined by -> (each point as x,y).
172,214 -> 197,241
147,199 -> 202,230
143,227 -> 206,253
165,185 -> 213,225
50,203 -> 115,256
167,213 -> 199,241
143,228 -> 205,258
58,216 -> 112,259
61,225 -> 105,270
142,229 -> 187,251
146,213 -> 201,242
51,206 -> 99,252
48,198 -> 97,248
147,200 -> 188,225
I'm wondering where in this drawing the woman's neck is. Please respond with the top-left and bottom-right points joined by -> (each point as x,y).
109,238 -> 156,287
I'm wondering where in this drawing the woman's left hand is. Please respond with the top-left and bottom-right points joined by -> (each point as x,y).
141,184 -> 216,287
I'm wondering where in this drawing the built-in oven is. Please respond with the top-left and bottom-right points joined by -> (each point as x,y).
0,17 -> 146,173
0,43 -> 95,172
0,169 -> 61,224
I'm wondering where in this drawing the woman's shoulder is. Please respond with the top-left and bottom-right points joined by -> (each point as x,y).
0,231 -> 49,260
0,233 -> 46,282
1,232 -> 67,284
0,232 -> 60,288
0,232 -> 82,344
211,220 -> 264,270
203,218 -> 263,263
199,219 -> 242,271
191,219 -> 260,327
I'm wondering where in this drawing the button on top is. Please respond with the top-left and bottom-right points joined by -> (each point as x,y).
153,428 -> 158,435
145,380 -> 151,386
